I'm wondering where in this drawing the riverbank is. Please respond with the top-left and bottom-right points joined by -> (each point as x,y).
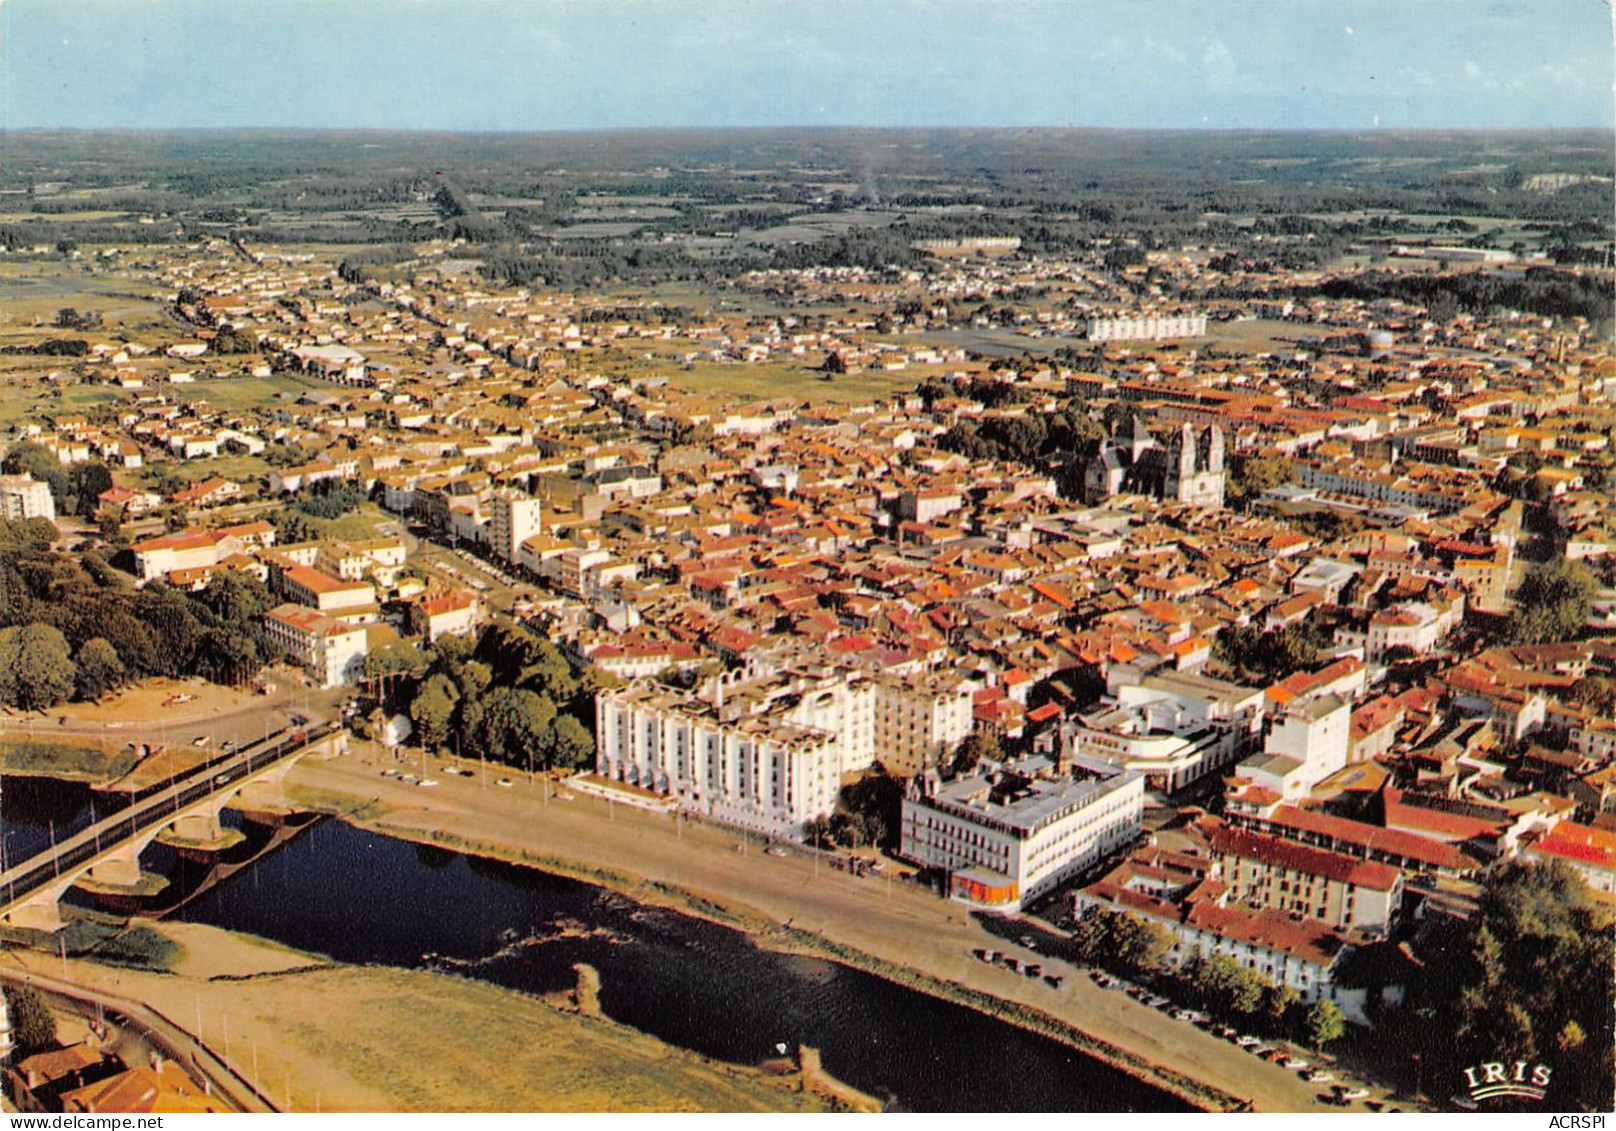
0,739 -> 136,784
285,751 -> 1342,1112
3,921 -> 832,1112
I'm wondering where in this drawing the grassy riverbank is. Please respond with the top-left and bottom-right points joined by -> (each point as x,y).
0,739 -> 137,783
6,921 -> 831,1112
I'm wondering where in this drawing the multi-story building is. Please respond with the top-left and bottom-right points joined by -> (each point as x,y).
408,589 -> 481,643
901,753 -> 1144,909
263,603 -> 369,688
1066,669 -> 1264,792
872,673 -> 975,776
0,474 -> 56,523
595,678 -> 841,839
1206,821 -> 1403,936
489,490 -> 543,564
277,564 -> 377,618
1236,693 -> 1351,801
1081,313 -> 1207,342
1523,822 -> 1616,895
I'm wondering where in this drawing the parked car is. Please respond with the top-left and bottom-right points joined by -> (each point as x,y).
1338,1088 -> 1370,1101
1305,1070 -> 1334,1084
1282,1058 -> 1309,1071
1235,1035 -> 1262,1048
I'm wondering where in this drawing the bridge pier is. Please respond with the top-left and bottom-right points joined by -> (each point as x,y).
5,902 -> 65,934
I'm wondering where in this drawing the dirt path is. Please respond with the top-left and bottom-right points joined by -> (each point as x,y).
288,750 -> 1359,1113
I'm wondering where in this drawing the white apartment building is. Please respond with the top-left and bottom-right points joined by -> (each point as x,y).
595,679 -> 841,838
1237,694 -> 1351,800
0,474 -> 56,523
900,753 -> 1144,909
1082,313 -> 1208,343
263,603 -> 369,688
489,491 -> 543,565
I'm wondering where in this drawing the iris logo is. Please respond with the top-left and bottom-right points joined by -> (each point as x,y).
1462,1060 -> 1552,1103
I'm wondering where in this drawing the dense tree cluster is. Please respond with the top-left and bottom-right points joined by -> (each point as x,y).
1070,905 -> 1174,978
1505,560 -> 1598,646
1310,269 -> 1613,326
1416,862 -> 1616,1111
1212,622 -> 1325,686
0,526 -> 280,710
382,623 -> 605,775
2,983 -> 56,1054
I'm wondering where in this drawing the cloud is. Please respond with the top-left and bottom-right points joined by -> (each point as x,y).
1202,38 -> 1239,89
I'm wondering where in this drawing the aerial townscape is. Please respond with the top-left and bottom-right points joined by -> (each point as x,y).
1,4 -> 1614,1121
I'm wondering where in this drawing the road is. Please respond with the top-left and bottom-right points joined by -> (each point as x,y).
290,749 -> 1401,1113
0,962 -> 276,1112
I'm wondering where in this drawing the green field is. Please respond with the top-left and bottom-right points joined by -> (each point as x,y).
0,738 -> 139,784
656,359 -> 930,404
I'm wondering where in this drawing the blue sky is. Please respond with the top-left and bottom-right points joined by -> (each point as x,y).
4,0 -> 1610,130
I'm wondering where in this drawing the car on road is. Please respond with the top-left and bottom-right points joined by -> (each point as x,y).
213,773 -> 234,786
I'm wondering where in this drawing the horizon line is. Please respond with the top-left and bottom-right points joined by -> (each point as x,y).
4,124 -> 1614,137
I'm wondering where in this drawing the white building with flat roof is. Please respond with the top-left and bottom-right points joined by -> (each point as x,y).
901,754 -> 1144,910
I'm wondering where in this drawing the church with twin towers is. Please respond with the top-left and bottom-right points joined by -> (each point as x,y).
1080,418 -> 1227,510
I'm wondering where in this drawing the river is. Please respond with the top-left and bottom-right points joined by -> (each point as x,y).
168,818 -> 1187,1112
1,775 -> 132,866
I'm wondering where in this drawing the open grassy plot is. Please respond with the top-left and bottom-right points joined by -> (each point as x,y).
655,358 -> 928,404
0,738 -> 139,783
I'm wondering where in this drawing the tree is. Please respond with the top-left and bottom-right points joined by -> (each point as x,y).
1181,953 -> 1266,1018
1,442 -> 68,508
1070,905 -> 1172,978
2,983 -> 55,1053
1508,560 -> 1598,645
410,673 -> 460,752
1304,1000 -> 1346,1050
1446,860 -> 1615,1111
950,731 -> 1002,777
1229,456 -> 1294,505
68,461 -> 114,518
74,637 -> 126,700
1262,982 -> 1300,1035
546,714 -> 595,771
0,622 -> 76,710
